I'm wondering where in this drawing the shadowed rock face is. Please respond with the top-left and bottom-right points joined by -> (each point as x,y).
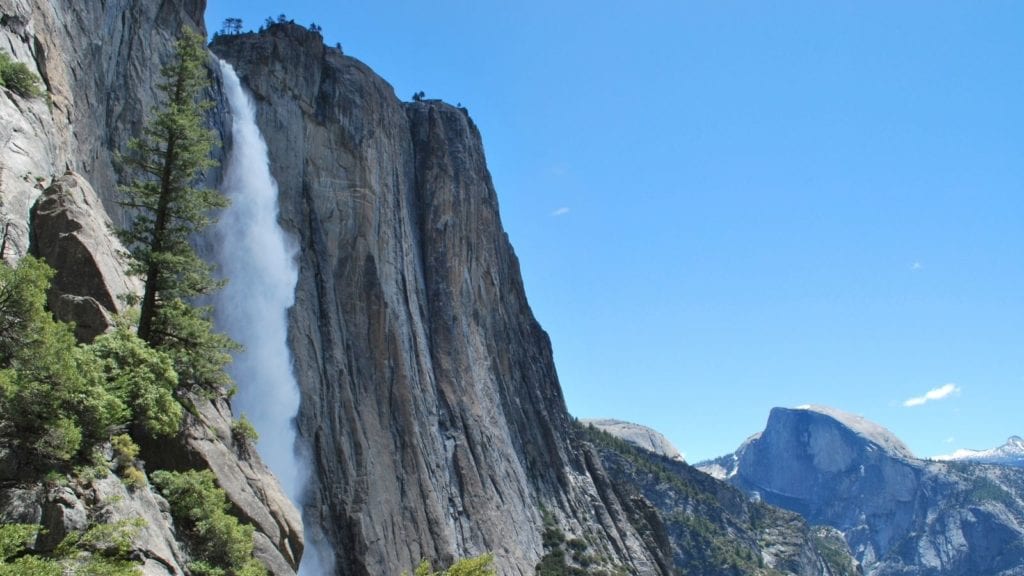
735,407 -> 920,532
211,24 -> 663,576
703,406 -> 1024,575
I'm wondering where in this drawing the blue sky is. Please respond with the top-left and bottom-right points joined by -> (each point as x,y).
205,2 -> 1024,463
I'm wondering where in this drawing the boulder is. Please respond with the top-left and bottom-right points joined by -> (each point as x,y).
29,172 -> 140,340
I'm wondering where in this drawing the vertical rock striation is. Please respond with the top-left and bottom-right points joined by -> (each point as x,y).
211,24 -> 663,576
0,0 -> 208,258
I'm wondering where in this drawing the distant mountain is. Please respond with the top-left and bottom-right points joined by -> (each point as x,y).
578,422 -> 859,576
698,405 -> 1024,576
581,418 -> 685,461
934,436 -> 1024,468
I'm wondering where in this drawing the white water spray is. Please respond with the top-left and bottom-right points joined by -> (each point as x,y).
214,60 -> 334,576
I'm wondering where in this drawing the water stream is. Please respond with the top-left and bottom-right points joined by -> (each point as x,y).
214,59 -> 333,576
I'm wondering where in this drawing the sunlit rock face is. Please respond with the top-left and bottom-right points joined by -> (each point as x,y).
0,0 -> 209,248
211,23 -> 664,576
581,419 -> 686,462
707,405 -> 1024,575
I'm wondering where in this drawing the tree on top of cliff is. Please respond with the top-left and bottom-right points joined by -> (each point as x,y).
117,29 -> 237,393
220,18 -> 243,35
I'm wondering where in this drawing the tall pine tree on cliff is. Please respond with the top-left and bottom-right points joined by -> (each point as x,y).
118,29 -> 236,392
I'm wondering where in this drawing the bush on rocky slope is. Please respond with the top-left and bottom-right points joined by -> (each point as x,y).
0,51 -> 44,99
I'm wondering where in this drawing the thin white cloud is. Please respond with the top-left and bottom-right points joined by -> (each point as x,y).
551,207 -> 570,217
910,261 -> 924,271
903,383 -> 960,407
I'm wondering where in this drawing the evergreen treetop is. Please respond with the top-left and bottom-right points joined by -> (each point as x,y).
118,28 -> 237,393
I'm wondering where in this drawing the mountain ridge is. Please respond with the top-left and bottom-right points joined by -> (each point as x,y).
581,419 -> 685,462
699,404 -> 1024,575
934,436 -> 1024,467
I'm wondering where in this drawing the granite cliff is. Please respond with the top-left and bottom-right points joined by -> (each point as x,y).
700,406 -> 1024,576
0,4 -> 973,576
209,24 -> 666,576
0,1 -> 300,574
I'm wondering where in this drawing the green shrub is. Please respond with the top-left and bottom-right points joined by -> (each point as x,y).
89,325 -> 182,437
122,466 -> 147,490
0,257 -> 127,464
111,434 -> 140,467
0,524 -> 39,562
231,414 -> 259,450
0,51 -> 43,98
34,417 -> 83,461
408,554 -> 496,576
150,469 -> 267,576
0,521 -> 142,575
0,258 -> 185,468
111,434 -> 147,489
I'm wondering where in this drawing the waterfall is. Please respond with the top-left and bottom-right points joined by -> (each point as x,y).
213,60 -> 333,576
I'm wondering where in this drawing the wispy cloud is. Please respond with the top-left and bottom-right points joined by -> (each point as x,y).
910,261 -> 924,271
903,383 -> 960,407
551,207 -> 570,217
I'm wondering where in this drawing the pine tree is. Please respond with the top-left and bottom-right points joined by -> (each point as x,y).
118,29 -> 236,392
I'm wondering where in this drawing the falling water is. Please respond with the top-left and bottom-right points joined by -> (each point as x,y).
213,60 -> 333,576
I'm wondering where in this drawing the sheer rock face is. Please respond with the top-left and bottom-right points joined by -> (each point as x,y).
709,406 -> 1024,575
0,0 -> 208,242
211,24 -> 663,576
1,0 -> 216,259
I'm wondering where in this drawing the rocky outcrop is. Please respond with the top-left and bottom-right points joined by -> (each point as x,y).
211,24 -> 664,576
0,471 -> 190,575
582,419 -> 685,462
23,165 -> 304,574
28,172 -> 141,340
701,406 -> 1024,575
137,395 -> 305,575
